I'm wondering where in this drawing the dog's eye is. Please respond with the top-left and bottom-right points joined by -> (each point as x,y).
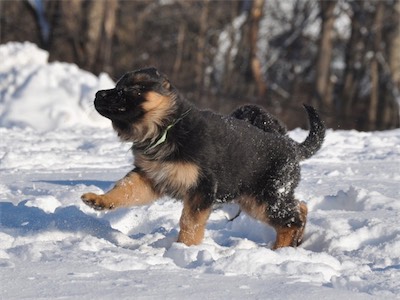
132,89 -> 141,97
123,86 -> 142,97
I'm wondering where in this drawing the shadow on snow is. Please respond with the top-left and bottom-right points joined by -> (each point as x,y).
0,201 -> 138,249
34,179 -> 113,190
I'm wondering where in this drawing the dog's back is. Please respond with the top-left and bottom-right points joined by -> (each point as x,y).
230,104 -> 325,161
231,104 -> 287,135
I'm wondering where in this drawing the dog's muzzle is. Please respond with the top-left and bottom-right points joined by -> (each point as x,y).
94,89 -> 127,118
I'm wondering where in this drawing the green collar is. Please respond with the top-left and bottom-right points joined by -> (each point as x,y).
144,109 -> 191,153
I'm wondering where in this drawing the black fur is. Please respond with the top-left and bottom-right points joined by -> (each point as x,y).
94,67 -> 326,240
231,104 -> 287,135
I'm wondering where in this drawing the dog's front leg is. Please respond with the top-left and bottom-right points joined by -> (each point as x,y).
81,170 -> 159,210
177,195 -> 212,246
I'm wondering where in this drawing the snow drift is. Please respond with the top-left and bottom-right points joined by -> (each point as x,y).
0,42 -> 114,131
0,42 -> 399,299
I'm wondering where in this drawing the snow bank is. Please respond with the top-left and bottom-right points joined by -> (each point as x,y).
0,42 -> 114,131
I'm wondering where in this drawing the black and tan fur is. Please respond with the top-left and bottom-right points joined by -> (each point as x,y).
82,67 -> 325,249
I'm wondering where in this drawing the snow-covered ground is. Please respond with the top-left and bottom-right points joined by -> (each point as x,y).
1,42 -> 399,299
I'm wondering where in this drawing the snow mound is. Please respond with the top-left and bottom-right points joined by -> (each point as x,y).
0,42 -> 114,131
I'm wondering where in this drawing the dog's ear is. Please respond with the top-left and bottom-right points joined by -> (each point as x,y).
148,68 -> 170,90
155,70 -> 171,90
162,78 -> 171,90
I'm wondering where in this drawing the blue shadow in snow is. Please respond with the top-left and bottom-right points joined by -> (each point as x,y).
34,180 -> 113,190
0,201 -> 135,248
372,264 -> 400,272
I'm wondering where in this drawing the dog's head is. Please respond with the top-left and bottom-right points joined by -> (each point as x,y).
95,68 -> 176,142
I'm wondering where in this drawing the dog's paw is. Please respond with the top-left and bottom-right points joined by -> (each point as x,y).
81,193 -> 115,210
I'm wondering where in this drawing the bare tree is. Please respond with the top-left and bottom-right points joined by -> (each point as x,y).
340,1 -> 366,128
368,1 -> 384,130
389,0 -> 400,94
314,0 -> 337,115
48,0 -> 118,74
380,0 -> 400,129
195,0 -> 209,95
249,0 -> 267,98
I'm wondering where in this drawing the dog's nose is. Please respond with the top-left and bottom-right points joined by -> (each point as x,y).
96,90 -> 107,99
96,89 -> 114,99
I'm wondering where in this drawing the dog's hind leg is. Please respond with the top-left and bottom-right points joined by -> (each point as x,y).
295,201 -> 308,246
81,170 -> 159,210
270,200 -> 308,249
238,195 -> 308,249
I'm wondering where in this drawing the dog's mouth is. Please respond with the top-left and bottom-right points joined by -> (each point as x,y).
94,89 -> 129,119
95,103 -> 127,114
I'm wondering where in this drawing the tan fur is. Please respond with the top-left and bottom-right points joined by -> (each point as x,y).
273,226 -> 299,249
236,195 -> 270,223
296,201 -> 308,245
272,202 -> 308,249
81,171 -> 159,210
135,154 -> 200,195
136,91 -> 176,142
237,196 -> 308,249
177,195 -> 212,246
113,91 -> 176,143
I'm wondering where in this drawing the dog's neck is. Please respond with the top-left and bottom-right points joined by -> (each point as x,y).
143,108 -> 191,154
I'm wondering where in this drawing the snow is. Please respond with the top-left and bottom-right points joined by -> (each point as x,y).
1,42 -> 399,299
0,42 -> 114,131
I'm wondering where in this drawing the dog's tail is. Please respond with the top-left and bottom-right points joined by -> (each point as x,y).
296,104 -> 325,160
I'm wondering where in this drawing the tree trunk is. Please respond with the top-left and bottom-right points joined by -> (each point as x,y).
249,0 -> 267,98
341,2 -> 365,128
99,0 -> 118,75
173,23 -> 186,80
381,0 -> 400,129
314,0 -> 337,113
368,1 -> 384,130
389,0 -> 400,88
84,1 -> 105,71
60,0 -> 84,63
195,0 -> 209,97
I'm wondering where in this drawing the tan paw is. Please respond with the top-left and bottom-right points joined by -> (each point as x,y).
81,193 -> 115,210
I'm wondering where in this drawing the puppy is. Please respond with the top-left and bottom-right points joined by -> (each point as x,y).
82,67 -> 325,249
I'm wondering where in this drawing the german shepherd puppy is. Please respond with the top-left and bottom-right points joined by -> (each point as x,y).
82,67 -> 325,249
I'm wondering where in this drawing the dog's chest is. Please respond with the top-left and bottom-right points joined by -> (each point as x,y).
135,154 -> 200,196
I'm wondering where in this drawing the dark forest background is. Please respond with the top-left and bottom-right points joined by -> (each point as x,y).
1,0 -> 399,130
